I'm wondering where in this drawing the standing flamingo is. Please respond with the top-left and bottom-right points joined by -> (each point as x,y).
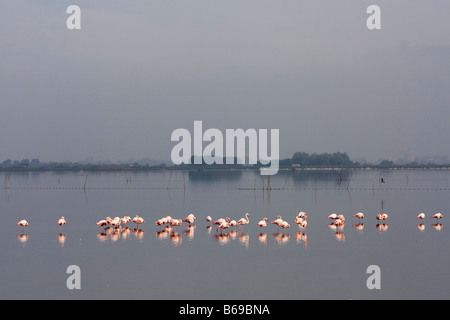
328,213 -> 338,220
376,213 -> 389,220
257,217 -> 268,228
206,216 -> 212,223
229,219 -> 239,228
271,215 -> 283,231
57,216 -> 66,232
132,215 -> 145,228
183,213 -> 196,225
431,212 -> 443,220
17,219 -> 29,232
416,213 -> 425,221
238,213 -> 250,229
217,221 -> 229,234
352,212 -> 364,222
280,220 -> 290,232
295,216 -> 308,228
96,219 -> 108,229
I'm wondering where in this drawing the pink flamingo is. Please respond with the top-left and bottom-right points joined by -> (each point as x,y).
96,219 -> 108,229
132,215 -> 145,228
376,213 -> 389,220
257,217 -> 268,228
431,213 -> 443,220
295,216 -> 308,228
217,221 -> 229,234
352,212 -> 364,222
229,219 -> 239,228
17,219 -> 29,232
280,220 -> 290,232
238,213 -> 250,229
57,216 -> 66,231
183,213 -> 196,225
416,213 -> 425,221
327,213 -> 338,220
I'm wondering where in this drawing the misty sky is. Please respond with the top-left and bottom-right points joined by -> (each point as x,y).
1,0 -> 449,163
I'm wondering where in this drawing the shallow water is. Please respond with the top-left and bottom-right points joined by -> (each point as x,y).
1,169 -> 449,299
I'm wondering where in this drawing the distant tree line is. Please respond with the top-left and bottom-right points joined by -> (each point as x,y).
279,152 -> 356,167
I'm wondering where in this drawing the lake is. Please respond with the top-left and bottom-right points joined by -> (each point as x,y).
0,168 -> 449,299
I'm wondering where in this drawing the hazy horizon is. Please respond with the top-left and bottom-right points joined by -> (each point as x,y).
1,1 -> 449,164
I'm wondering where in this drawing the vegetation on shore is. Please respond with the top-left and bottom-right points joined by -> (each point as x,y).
1,152 -> 450,172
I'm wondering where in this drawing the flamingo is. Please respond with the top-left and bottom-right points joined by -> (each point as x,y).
206,216 -> 212,223
297,211 -> 307,218
238,213 -> 250,228
110,217 -> 121,228
183,213 -> 196,225
96,219 -> 108,229
217,221 -> 229,234
132,215 -> 145,228
17,219 -> 29,232
431,213 -> 443,220
229,219 -> 239,228
257,217 -> 268,228
376,213 -> 389,220
352,212 -> 364,222
295,216 -> 308,228
337,214 -> 345,222
280,220 -> 290,232
121,216 -> 131,226
57,216 -> 66,231
416,213 -> 425,221
333,218 -> 344,226
271,215 -> 283,225
328,213 -> 338,220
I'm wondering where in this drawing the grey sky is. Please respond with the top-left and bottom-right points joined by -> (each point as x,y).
1,1 -> 449,163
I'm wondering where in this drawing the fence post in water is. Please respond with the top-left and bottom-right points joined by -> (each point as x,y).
83,175 -> 88,190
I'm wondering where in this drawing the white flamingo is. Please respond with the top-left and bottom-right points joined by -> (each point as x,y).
416,213 -> 425,221
328,213 -> 338,220
57,216 -> 66,231
257,218 -> 268,228
238,213 -> 250,229
376,213 -> 389,220
352,212 -> 364,222
431,212 -> 443,220
132,215 -> 145,228
183,213 -> 196,225
17,219 -> 29,232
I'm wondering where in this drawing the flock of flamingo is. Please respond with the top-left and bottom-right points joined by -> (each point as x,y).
15,210 -> 444,245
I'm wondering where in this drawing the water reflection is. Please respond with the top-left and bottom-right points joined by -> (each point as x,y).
96,226 -> 145,242
431,223 -> 443,231
57,233 -> 66,246
352,223 -> 365,232
376,223 -> 389,232
17,234 -> 29,244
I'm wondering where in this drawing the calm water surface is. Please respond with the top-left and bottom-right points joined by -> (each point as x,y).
1,169 -> 449,299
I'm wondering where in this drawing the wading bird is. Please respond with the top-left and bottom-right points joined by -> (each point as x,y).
257,218 -> 268,228
352,212 -> 364,222
17,219 -> 29,232
57,216 -> 66,231
431,213 -> 443,220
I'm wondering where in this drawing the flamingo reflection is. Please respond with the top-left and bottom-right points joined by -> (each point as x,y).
352,223 -> 365,232
416,224 -> 426,231
57,233 -> 66,246
376,223 -> 389,232
272,232 -> 290,245
295,232 -> 308,248
17,233 -> 29,244
257,233 -> 268,245
431,223 -> 443,231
